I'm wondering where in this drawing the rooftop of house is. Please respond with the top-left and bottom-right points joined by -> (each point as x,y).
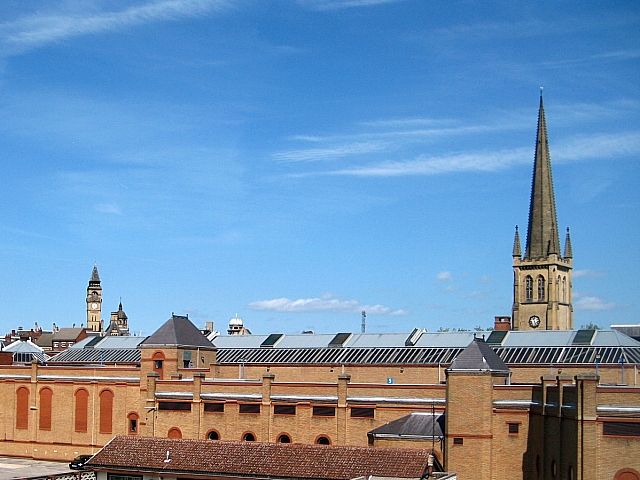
87,436 -> 432,480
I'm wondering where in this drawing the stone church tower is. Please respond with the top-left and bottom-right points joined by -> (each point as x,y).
512,95 -> 573,331
86,265 -> 103,332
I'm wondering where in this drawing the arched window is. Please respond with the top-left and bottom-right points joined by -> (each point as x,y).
127,412 -> 139,434
525,276 -> 533,301
277,433 -> 291,443
39,388 -> 52,431
152,352 -> 165,379
562,277 -> 567,303
206,429 -> 220,440
168,427 -> 182,439
557,275 -> 561,302
315,435 -> 331,445
99,389 -> 114,434
242,432 -> 256,442
16,387 -> 29,430
537,275 -> 545,301
75,389 -> 89,432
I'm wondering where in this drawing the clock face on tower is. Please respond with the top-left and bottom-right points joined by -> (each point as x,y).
91,303 -> 98,310
529,315 -> 541,328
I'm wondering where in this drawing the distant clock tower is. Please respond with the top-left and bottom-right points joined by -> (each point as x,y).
86,265 -> 103,332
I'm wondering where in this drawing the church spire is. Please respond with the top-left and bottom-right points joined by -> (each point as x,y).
564,227 -> 573,259
512,225 -> 522,257
524,92 -> 560,259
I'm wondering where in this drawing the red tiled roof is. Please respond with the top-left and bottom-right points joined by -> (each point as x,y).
88,436 -> 430,479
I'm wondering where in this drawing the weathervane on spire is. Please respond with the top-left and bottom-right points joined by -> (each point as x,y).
539,85 -> 544,96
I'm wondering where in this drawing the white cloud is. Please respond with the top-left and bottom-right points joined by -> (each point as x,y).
273,141 -> 386,163
316,130 -> 640,177
574,295 -> 616,311
436,271 -> 453,282
299,0 -> 404,11
326,147 -> 529,177
0,0 -> 233,55
573,269 -> 603,279
248,294 -> 406,315
95,203 -> 122,215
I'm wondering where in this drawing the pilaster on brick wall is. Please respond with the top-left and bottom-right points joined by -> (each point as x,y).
337,374 -> 350,445
575,374 -> 598,480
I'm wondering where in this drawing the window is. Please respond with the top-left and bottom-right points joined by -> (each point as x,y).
508,422 -> 519,434
108,475 -> 143,480
562,277 -> 567,302
159,402 -> 191,412
603,422 -> 640,437
207,430 -> 220,440
168,427 -> 182,439
242,432 -> 256,441
525,276 -> 533,301
204,402 -> 224,413
350,407 -> 374,418
313,406 -> 336,417
182,350 -> 192,369
239,403 -> 261,414
274,404 -> 296,415
316,435 -> 331,445
16,387 -> 29,430
99,389 -> 114,434
152,352 -> 165,379
75,389 -> 89,432
128,413 -> 139,434
537,275 -> 545,301
277,433 -> 291,443
453,437 -> 463,445
39,388 -> 52,430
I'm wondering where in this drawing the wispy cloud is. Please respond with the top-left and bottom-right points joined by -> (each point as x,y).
574,295 -> 616,311
0,0 -> 233,55
274,141 -> 386,163
324,147 -> 529,177
298,0 -> 405,11
275,121 -> 526,164
436,271 -> 453,282
313,130 -> 640,177
95,203 -> 123,215
249,293 -> 407,315
573,269 -> 604,279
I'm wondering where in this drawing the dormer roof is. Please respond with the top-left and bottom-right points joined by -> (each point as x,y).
140,314 -> 215,350
448,338 -> 509,374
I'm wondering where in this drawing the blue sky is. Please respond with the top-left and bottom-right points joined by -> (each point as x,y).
0,0 -> 638,336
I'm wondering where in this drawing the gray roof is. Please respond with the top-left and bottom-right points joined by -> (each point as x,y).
140,315 -> 215,349
52,328 -> 85,341
48,348 -> 140,364
448,339 -> 509,373
368,413 -> 444,439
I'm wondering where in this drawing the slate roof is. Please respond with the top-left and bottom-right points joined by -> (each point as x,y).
47,348 -> 141,364
368,412 -> 444,439
140,315 -> 215,349
87,436 -> 431,479
448,338 -> 509,373
51,328 -> 85,342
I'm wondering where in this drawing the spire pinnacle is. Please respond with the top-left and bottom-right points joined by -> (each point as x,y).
564,227 -> 573,259
90,264 -> 101,283
512,225 -> 522,258
524,93 -> 560,258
